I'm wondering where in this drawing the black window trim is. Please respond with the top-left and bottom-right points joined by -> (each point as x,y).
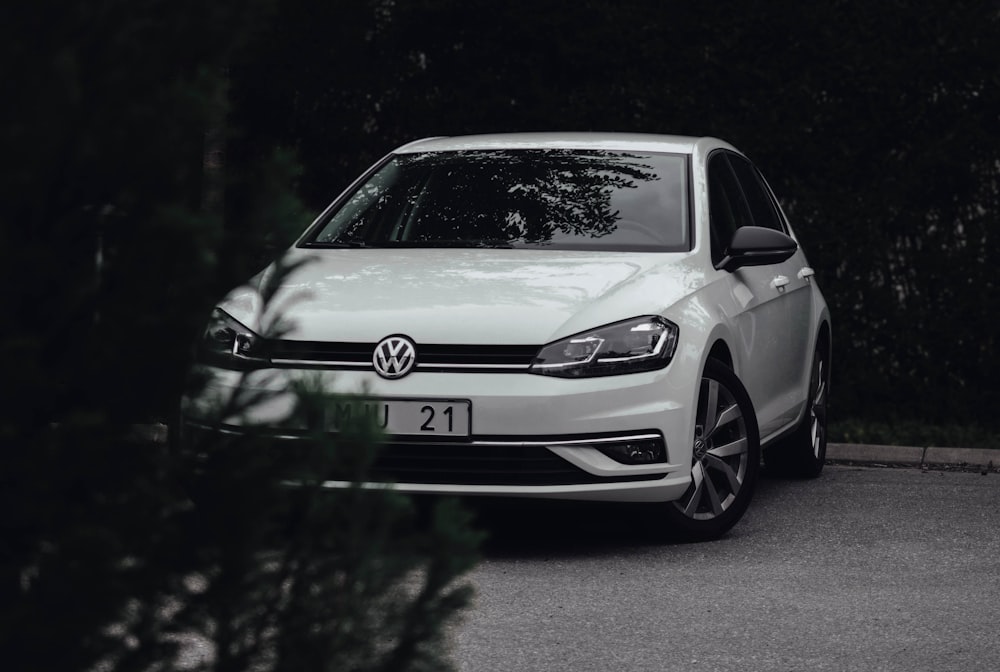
720,150 -> 790,236
706,148 -> 756,264
296,151 -> 398,247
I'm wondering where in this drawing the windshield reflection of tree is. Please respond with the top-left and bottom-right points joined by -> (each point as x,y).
406,151 -> 661,245
327,150 -> 673,247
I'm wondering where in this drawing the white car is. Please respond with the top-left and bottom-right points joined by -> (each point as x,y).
184,133 -> 831,539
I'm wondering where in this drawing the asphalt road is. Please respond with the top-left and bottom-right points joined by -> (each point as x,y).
450,465 -> 1000,672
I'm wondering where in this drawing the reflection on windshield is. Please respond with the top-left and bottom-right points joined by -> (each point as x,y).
306,149 -> 690,252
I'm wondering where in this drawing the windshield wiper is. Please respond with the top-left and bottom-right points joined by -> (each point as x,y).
303,240 -> 373,248
305,240 -> 516,249
371,240 -> 517,249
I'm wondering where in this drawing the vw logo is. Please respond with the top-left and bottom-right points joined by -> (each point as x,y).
372,335 -> 417,379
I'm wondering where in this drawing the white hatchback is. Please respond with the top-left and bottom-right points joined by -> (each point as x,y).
184,133 -> 831,539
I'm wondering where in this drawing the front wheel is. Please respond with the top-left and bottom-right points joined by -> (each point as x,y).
663,359 -> 760,540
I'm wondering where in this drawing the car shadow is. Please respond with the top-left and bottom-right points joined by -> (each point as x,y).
436,465 -> 808,559
462,498 -> 669,558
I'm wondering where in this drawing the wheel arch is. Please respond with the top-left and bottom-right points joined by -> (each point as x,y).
816,320 -> 832,359
706,340 -> 734,370
816,318 -> 832,396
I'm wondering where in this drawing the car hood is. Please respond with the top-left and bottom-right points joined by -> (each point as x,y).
221,248 -> 707,345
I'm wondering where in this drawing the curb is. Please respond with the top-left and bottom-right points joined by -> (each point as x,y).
827,443 -> 998,471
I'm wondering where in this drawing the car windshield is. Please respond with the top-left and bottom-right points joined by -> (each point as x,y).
303,149 -> 691,251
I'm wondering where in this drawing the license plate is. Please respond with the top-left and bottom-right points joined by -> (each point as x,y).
326,399 -> 471,437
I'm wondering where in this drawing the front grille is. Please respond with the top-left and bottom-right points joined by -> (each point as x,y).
350,440 -> 664,486
267,340 -> 370,364
412,344 -> 539,367
181,423 -> 666,487
265,340 -> 538,371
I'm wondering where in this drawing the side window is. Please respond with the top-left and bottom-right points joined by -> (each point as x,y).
707,153 -> 752,265
729,155 -> 785,232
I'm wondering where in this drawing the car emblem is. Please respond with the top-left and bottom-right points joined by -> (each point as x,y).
373,335 -> 417,379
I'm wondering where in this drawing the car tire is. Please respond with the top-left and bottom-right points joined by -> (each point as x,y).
764,342 -> 829,479
663,358 -> 760,540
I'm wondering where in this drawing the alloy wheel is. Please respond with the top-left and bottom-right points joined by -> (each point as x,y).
810,355 -> 828,460
674,374 -> 751,520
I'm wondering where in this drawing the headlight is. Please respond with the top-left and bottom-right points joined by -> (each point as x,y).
199,308 -> 269,369
529,316 -> 678,378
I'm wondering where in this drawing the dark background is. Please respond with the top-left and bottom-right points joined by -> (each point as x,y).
5,0 -> 997,442
1,2 -> 997,669
229,0 -> 1000,442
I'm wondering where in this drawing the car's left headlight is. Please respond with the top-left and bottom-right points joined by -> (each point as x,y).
199,308 -> 269,369
529,316 -> 679,378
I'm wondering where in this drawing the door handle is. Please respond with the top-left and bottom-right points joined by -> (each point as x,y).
797,267 -> 815,282
770,275 -> 790,290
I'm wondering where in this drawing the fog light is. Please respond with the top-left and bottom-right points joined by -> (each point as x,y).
597,438 -> 666,465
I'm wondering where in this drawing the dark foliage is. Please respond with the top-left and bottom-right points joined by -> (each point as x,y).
229,0 -> 1000,436
1,2 -> 480,670
3,0 -> 998,665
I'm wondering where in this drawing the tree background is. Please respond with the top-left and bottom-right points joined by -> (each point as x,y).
1,2 -> 479,671
1,0 -> 997,669
228,0 -> 1000,443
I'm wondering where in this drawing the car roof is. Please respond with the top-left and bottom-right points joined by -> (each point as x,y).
393,132 -> 736,156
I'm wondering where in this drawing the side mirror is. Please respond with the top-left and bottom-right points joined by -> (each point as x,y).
716,226 -> 798,272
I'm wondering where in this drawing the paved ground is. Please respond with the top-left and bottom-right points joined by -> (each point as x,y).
450,464 -> 1000,672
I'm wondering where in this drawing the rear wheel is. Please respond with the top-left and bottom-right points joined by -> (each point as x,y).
663,359 -> 760,540
765,342 -> 829,478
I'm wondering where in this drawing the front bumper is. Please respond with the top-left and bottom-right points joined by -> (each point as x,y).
182,365 -> 698,503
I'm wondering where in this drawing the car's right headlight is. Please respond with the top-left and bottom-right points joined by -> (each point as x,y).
199,308 -> 269,369
529,316 -> 678,378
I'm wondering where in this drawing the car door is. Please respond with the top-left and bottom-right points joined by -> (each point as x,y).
728,153 -> 815,434
707,151 -> 811,439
